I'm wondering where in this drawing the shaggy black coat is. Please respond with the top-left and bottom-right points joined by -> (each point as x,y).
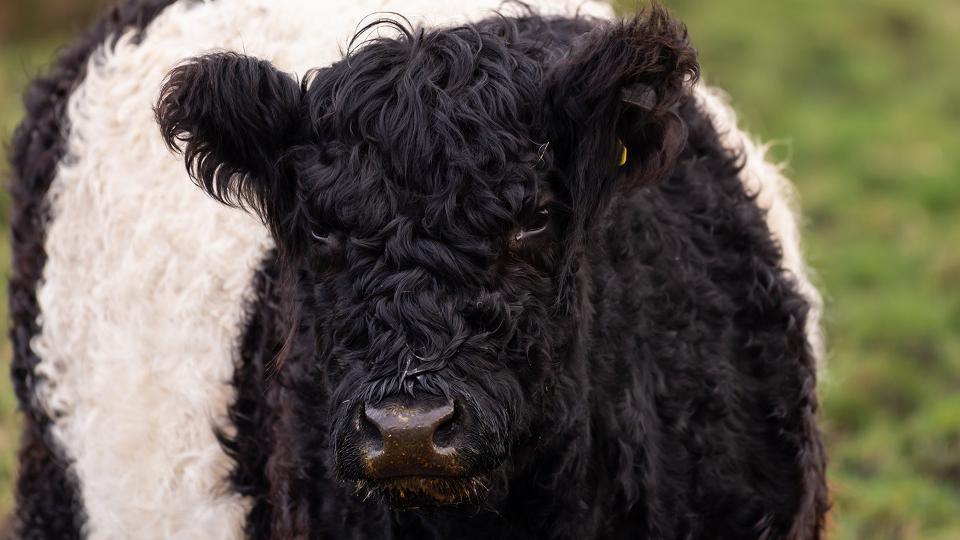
9,1 -> 828,539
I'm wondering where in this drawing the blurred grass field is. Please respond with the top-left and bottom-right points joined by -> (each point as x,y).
1,1 -> 958,538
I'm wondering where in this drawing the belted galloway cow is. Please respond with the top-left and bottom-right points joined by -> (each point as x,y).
8,0 -> 827,538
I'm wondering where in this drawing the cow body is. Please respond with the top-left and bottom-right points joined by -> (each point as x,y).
8,0 -> 826,538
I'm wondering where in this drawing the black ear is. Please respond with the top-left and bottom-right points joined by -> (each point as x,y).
545,5 -> 699,214
155,52 -> 304,237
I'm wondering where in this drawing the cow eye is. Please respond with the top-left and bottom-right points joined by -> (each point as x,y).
311,229 -> 330,242
306,227 -> 343,272
514,207 -> 550,242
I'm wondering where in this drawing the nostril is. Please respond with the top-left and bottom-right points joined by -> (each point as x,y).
357,405 -> 383,452
431,401 -> 459,449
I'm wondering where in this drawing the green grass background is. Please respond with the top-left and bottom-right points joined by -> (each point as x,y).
1,1 -> 958,538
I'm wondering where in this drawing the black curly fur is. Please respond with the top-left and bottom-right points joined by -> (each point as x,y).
156,52 -> 307,244
6,0 -> 183,537
10,0 -> 827,538
156,4 -> 827,538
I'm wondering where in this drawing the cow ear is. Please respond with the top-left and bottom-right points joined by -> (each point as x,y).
545,5 -> 698,209
155,52 -> 305,237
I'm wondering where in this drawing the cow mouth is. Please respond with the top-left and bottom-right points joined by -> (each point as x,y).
354,475 -> 490,508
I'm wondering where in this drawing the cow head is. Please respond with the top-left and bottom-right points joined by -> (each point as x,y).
156,7 -> 697,509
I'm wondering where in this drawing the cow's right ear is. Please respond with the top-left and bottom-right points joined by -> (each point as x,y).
155,52 -> 305,236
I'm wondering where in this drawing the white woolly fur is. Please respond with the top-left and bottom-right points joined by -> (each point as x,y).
30,0 -> 819,538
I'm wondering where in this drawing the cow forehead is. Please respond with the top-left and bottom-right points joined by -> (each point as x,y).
292,22 -> 557,235
302,143 -> 543,237
306,28 -> 545,157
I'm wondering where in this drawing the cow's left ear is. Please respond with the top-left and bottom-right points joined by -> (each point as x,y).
545,5 -> 698,209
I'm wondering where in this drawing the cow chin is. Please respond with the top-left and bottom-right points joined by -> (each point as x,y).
353,475 -> 492,509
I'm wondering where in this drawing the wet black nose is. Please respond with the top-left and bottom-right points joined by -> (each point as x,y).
360,398 -> 461,478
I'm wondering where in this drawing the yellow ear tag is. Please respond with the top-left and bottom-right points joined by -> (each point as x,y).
617,139 -> 628,167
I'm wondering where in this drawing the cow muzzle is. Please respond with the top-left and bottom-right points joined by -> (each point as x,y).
350,397 -> 489,507
362,398 -> 459,477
